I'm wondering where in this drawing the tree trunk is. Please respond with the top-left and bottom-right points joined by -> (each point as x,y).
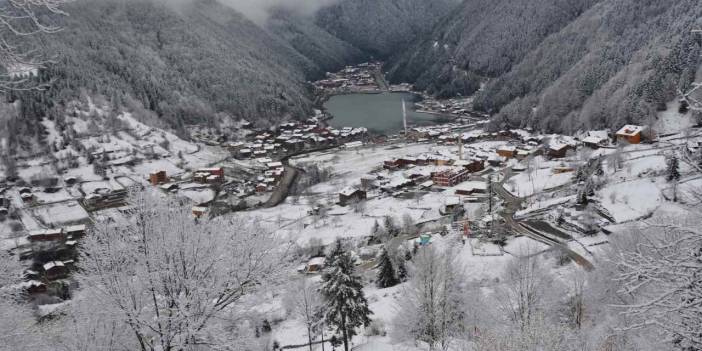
341,312 -> 349,351
307,326 -> 313,351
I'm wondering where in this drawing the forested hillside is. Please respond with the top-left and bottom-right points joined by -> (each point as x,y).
21,0 -> 340,134
389,0 -> 702,133
266,8 -> 364,76
315,0 -> 459,58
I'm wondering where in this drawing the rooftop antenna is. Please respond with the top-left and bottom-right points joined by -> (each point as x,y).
402,99 -> 408,139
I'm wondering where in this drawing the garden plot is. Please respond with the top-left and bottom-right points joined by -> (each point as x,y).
504,168 -> 573,197
597,178 -> 663,223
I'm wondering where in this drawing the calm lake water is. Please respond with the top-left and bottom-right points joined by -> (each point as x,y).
324,92 -> 447,134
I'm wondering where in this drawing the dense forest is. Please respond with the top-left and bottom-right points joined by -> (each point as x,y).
388,0 -> 702,133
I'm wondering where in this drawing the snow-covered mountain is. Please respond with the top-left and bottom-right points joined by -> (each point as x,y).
388,0 -> 702,133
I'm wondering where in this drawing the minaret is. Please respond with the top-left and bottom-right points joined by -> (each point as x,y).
402,99 -> 408,138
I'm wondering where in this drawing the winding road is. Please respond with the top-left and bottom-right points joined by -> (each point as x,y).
492,172 -> 595,271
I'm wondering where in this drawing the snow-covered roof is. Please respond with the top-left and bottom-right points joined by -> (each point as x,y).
339,187 -> 361,196
616,125 -> 644,136
43,261 -> 65,271
444,196 -> 461,206
582,135 -> 607,144
307,257 -> 326,266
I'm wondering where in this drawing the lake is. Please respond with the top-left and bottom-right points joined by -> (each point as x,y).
324,92 -> 447,134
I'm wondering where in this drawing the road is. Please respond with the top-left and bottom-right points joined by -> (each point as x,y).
492,172 -> 595,271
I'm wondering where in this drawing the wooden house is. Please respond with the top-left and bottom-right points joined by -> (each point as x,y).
338,187 -> 367,206
149,170 -> 168,185
43,261 -> 67,280
616,125 -> 644,144
496,146 -> 517,158
547,143 -> 573,159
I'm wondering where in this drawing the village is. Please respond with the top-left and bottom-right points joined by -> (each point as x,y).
2,62 -> 701,349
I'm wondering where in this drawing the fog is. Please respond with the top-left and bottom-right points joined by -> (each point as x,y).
219,0 -> 339,24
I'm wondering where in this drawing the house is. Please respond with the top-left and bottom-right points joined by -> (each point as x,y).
192,206 -> 207,218
255,183 -> 268,193
431,168 -> 471,187
43,261 -> 67,280
194,167 -> 224,184
496,146 -> 517,158
440,196 -> 463,215
454,181 -> 488,196
302,257 -> 326,274
582,131 -> 610,149
159,183 -> 179,192
616,125 -> 645,144
338,187 -> 367,206
149,170 -> 168,185
64,224 -> 86,238
238,148 -> 252,158
454,158 -> 485,173
547,143 -> 573,159
21,192 -> 33,203
28,228 -> 65,242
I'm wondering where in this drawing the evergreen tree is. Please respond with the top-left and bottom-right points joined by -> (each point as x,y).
321,249 -> 372,351
576,186 -> 589,205
594,157 -> 604,176
667,154 -> 681,182
376,248 -> 399,288
323,238 -> 345,281
384,216 -> 399,237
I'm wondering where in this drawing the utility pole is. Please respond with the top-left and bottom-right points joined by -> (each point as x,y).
488,175 -> 493,213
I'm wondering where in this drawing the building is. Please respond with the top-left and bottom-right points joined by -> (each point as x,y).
582,131 -> 610,149
431,168 -> 471,187
43,261 -> 67,280
64,224 -> 86,238
616,125 -> 644,144
149,170 -> 168,185
194,167 -> 224,184
547,143 -> 573,159
454,181 -> 488,196
338,187 -> 367,206
192,206 -> 207,218
302,257 -> 326,274
454,158 -> 485,173
496,146 -> 517,158
28,228 -> 65,242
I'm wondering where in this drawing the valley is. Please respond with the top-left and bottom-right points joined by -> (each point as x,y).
1,1 -> 701,350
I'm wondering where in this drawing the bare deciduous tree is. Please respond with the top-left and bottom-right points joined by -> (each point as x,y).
609,211 -> 702,350
0,0 -> 69,91
76,191 -> 284,351
394,246 -> 465,351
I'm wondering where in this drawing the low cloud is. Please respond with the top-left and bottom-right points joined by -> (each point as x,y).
219,0 -> 339,24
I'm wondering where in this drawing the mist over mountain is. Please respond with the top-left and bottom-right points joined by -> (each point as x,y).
315,0 -> 459,58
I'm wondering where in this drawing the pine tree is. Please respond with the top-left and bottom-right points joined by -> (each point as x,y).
321,249 -> 372,351
667,154 -> 681,182
323,238 -> 344,281
376,248 -> 399,288
576,186 -> 589,205
384,216 -> 398,237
